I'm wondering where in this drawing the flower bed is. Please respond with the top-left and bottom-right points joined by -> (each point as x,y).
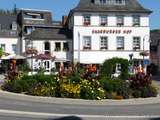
1,57 -> 159,100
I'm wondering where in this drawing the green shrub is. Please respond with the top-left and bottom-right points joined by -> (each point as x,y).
100,77 -> 130,99
101,57 -> 129,80
131,82 -> 158,98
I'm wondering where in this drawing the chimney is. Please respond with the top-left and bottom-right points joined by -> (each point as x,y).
62,15 -> 68,26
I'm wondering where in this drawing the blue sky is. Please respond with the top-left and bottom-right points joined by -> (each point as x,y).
0,0 -> 159,29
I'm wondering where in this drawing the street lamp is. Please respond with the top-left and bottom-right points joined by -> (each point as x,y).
78,32 -> 80,63
142,35 -> 150,73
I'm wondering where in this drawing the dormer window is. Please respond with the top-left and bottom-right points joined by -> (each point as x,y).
117,15 -> 124,27
95,0 -> 126,5
12,22 -> 17,31
100,15 -> 107,26
24,12 -> 44,20
83,15 -> 91,26
115,0 -> 125,5
100,0 -> 106,4
133,15 -> 140,27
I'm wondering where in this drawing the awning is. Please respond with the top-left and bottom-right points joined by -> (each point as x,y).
1,54 -> 26,60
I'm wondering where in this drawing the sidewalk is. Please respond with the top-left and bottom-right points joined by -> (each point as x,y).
0,90 -> 160,106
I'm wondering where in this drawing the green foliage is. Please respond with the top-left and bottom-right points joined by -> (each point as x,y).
101,57 -> 129,80
17,61 -> 30,73
100,77 -> 130,99
67,72 -> 81,84
80,80 -> 105,100
0,48 -> 3,58
132,85 -> 158,98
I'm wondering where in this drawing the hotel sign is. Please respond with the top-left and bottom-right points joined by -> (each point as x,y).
92,29 -> 132,34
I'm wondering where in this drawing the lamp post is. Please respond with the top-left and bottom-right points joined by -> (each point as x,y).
78,32 -> 80,63
129,53 -> 133,73
142,35 -> 150,73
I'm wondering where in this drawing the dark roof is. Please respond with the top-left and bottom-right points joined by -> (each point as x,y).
25,27 -> 72,40
70,0 -> 152,13
0,14 -> 18,38
150,30 -> 160,46
0,14 -> 17,30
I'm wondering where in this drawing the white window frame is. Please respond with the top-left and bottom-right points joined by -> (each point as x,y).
117,37 -> 124,50
117,15 -> 124,26
100,37 -> 108,50
0,44 -> 5,51
133,15 -> 140,26
83,15 -> 91,26
133,37 -> 141,50
83,36 -> 91,50
12,44 -> 17,54
100,15 -> 107,26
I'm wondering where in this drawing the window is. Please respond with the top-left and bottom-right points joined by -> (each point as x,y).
100,0 -> 106,4
96,0 -> 126,5
115,0 -> 125,5
83,36 -> 91,50
25,26 -> 35,34
0,44 -> 5,51
100,37 -> 108,50
12,44 -> 17,54
117,37 -> 124,50
133,15 -> 140,26
12,22 -> 17,31
117,15 -> 124,26
100,16 -> 107,26
133,37 -> 141,50
83,15 -> 91,26
55,42 -> 61,51
63,42 -> 69,51
24,12 -> 44,19
44,42 -> 50,54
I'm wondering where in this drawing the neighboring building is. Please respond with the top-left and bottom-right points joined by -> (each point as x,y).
150,29 -> 160,71
67,0 -> 152,66
17,9 -> 72,72
0,14 -> 19,56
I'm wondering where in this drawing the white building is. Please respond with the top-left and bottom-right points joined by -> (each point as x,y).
68,0 -> 152,65
0,0 -> 152,73
17,9 -> 72,72
0,14 -> 20,57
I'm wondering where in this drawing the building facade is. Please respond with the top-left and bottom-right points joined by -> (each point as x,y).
0,0 -> 152,73
68,0 -> 151,65
150,29 -> 160,73
0,14 -> 19,56
17,9 -> 72,72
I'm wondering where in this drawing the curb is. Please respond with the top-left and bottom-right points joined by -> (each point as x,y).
0,90 -> 160,106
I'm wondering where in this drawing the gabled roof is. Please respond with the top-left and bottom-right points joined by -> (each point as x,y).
70,0 -> 152,14
25,27 -> 72,40
0,14 -> 18,38
0,14 -> 17,30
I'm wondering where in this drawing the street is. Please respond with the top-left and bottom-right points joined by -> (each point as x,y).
0,91 -> 160,120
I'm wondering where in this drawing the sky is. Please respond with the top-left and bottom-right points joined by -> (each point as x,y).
0,0 -> 159,30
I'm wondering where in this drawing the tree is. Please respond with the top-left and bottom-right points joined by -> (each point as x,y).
0,48 -> 3,58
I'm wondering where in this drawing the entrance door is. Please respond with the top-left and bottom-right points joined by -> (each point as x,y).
44,60 -> 51,72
